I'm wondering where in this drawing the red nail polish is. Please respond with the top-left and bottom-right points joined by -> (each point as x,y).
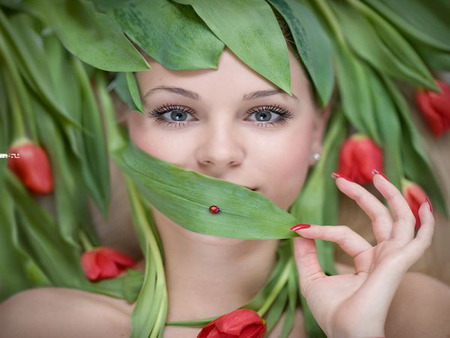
290,224 -> 311,231
371,169 -> 389,181
426,198 -> 433,213
331,172 -> 352,181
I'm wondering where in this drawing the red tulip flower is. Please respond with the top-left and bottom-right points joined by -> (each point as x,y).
338,134 -> 383,184
415,80 -> 450,137
81,247 -> 136,281
7,139 -> 53,194
402,180 -> 431,230
198,309 -> 266,338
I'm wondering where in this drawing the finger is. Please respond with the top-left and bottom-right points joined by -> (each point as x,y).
403,202 -> 435,263
293,236 -> 325,290
334,176 -> 392,242
372,173 -> 416,242
294,225 -> 372,261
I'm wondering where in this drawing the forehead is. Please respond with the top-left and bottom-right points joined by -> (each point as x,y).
136,49 -> 311,99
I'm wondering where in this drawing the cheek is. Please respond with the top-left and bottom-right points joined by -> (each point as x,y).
128,115 -> 191,164
259,129 -> 314,210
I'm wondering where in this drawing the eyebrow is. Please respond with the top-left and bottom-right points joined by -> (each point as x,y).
143,86 -> 298,101
243,89 -> 299,101
143,86 -> 200,100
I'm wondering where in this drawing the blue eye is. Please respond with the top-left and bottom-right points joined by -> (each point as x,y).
247,105 -> 293,126
149,105 -> 196,126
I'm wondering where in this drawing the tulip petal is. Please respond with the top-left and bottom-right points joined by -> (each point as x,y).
81,251 -> 102,280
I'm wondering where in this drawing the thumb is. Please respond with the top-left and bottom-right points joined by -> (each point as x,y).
293,236 -> 325,290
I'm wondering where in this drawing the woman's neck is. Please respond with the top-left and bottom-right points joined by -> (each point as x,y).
152,209 -> 279,321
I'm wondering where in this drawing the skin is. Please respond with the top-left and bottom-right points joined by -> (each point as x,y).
1,49 -> 450,338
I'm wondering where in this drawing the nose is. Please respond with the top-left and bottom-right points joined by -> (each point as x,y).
195,122 -> 245,174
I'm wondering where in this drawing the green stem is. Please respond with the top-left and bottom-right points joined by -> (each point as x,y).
126,177 -> 168,337
257,258 -> 294,317
79,231 -> 95,251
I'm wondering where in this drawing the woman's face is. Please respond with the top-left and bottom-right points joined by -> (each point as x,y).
128,49 -> 325,210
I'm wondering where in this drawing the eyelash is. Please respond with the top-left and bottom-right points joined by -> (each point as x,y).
148,104 -> 293,128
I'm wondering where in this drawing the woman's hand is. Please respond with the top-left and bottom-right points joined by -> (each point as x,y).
292,172 -> 434,338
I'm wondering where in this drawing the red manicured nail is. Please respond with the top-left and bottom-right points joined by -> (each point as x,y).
426,198 -> 433,213
372,169 -> 389,181
331,172 -> 352,181
290,224 -> 311,231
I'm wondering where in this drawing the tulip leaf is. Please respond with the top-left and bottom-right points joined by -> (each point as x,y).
264,287 -> 288,332
364,0 -> 450,52
290,110 -> 345,276
111,0 -> 224,70
383,77 -> 448,216
0,11 -> 82,128
412,42 -> 450,72
174,0 -> 291,93
24,0 -> 149,72
115,141 -> 298,240
113,72 -> 139,112
366,68 -> 403,189
126,72 -> 144,113
73,61 -> 111,216
85,269 -> 144,301
267,0 -> 335,106
333,2 -> 437,90
35,100 -> 98,246
334,46 -> 381,144
127,180 -> 167,338
5,170 -> 90,289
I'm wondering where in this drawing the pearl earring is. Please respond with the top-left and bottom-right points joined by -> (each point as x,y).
312,152 -> 321,162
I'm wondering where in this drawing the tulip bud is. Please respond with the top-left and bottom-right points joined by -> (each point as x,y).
7,139 -> 53,194
402,180 -> 430,230
81,247 -> 136,281
415,80 -> 450,137
198,309 -> 266,338
338,134 -> 383,184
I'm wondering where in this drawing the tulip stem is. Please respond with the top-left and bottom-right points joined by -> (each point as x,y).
79,231 -> 95,251
257,257 -> 293,317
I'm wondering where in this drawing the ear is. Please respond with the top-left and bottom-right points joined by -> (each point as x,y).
309,105 -> 331,165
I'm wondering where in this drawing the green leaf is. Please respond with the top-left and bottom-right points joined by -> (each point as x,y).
35,99 -> 98,247
383,77 -> 448,216
364,0 -> 450,52
333,2 -> 437,89
115,140 -> 298,240
0,12 -> 82,129
268,0 -> 334,106
366,68 -> 403,189
126,180 -> 167,338
174,0 -> 291,93
24,0 -> 149,71
113,73 -> 139,112
126,72 -> 144,113
264,287 -> 288,332
5,170 -> 90,289
334,46 -> 381,143
111,0 -> 224,70
73,61 -> 111,216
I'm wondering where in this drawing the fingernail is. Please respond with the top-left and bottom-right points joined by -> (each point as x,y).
371,169 -> 389,181
290,224 -> 311,231
331,172 -> 352,181
425,198 -> 433,213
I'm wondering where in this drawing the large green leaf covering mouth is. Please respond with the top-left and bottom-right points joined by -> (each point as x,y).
114,141 -> 299,240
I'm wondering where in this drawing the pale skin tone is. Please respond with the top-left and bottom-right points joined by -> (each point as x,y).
1,49 -> 450,338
